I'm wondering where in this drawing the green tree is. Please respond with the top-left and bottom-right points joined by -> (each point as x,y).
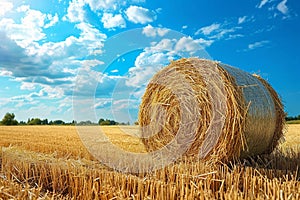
53,120 -> 65,125
41,119 -> 48,125
28,118 -> 42,125
99,119 -> 118,126
99,120 -> 111,125
98,118 -> 105,124
0,113 -> 18,125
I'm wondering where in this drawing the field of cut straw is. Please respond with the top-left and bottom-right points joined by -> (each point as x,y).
0,125 -> 299,199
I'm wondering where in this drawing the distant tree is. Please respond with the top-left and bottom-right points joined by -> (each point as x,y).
19,121 -> 26,125
99,119 -> 118,126
0,113 -> 18,125
98,118 -> 105,125
134,121 -> 139,125
77,120 -> 96,126
286,114 -> 300,121
99,120 -> 111,125
53,120 -> 65,125
42,119 -> 48,125
28,118 -> 42,125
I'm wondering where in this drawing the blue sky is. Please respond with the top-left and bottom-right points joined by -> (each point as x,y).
0,0 -> 299,123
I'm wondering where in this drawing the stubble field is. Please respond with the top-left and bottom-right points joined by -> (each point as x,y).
0,125 -> 299,199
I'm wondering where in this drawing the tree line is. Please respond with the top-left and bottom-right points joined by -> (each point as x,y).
285,115 -> 300,121
0,113 -> 130,126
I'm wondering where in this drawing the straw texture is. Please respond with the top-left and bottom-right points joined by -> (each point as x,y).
139,58 -> 284,162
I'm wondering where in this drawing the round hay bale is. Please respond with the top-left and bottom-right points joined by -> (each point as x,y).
138,58 -> 284,162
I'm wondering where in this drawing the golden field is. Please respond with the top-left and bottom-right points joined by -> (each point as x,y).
0,125 -> 299,199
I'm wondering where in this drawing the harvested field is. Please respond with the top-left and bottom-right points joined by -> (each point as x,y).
0,125 -> 299,199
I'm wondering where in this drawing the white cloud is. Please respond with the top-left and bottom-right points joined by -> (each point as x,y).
64,0 -> 85,22
44,13 -> 59,28
0,7 -> 47,48
126,35 -> 212,88
196,23 -> 221,35
125,6 -> 156,24
74,67 -> 124,97
226,34 -> 244,40
22,9 -> 45,27
149,39 -> 174,52
94,99 -> 112,109
174,36 -> 213,54
84,0 -> 120,11
32,22 -> 106,63
20,82 -> 36,90
248,40 -> 270,50
41,85 -> 65,99
175,37 -> 201,53
0,1 -> 13,17
111,69 -> 119,73
75,22 -> 107,55
131,0 -> 146,3
0,69 -> 13,77
238,16 -> 247,24
0,17 -> 107,97
101,13 -> 126,29
126,53 -> 166,87
257,0 -> 269,8
211,27 -> 237,39
182,25 -> 188,29
142,24 -> 169,37
16,5 -> 30,12
277,0 -> 289,15
81,59 -> 105,68
196,21 -> 241,41
195,38 -> 214,47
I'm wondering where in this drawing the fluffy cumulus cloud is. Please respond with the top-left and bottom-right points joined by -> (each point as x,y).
64,0 -> 86,22
126,36 -> 211,88
0,0 -> 13,17
63,0 -> 152,24
44,13 -> 59,28
75,22 -> 107,54
126,43 -> 172,88
0,6 -> 47,48
125,5 -> 156,24
174,36 -> 212,54
101,13 -> 126,29
0,2 -> 107,98
84,0 -> 121,11
142,24 -> 169,37
126,51 -> 169,87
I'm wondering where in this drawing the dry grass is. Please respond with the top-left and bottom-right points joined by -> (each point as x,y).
0,125 -> 299,199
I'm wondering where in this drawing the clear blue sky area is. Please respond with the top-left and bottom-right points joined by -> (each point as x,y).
0,0 -> 299,122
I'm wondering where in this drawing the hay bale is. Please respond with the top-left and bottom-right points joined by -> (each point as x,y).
138,58 -> 284,162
